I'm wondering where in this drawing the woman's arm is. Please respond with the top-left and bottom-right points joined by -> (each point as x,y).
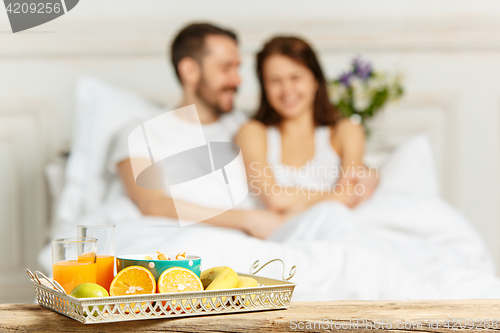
117,158 -> 284,238
333,118 -> 379,205
235,120 -> 352,213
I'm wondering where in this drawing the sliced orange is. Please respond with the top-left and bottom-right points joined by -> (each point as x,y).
110,266 -> 156,313
157,267 -> 203,311
110,265 -> 156,296
157,267 -> 203,293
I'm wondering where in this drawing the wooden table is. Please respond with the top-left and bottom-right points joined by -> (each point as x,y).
1,300 -> 500,332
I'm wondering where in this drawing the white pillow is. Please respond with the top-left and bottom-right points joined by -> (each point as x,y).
378,134 -> 440,197
54,77 -> 163,230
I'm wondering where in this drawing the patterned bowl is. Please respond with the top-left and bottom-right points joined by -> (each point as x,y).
116,254 -> 202,281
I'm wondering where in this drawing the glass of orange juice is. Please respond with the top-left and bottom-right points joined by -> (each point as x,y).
52,237 -> 98,294
77,225 -> 115,292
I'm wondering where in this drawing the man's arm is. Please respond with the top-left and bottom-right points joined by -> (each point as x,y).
117,158 -> 284,239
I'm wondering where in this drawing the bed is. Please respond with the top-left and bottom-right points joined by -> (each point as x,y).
37,77 -> 500,301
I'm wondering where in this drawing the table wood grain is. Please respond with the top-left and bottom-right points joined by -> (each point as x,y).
1,300 -> 500,332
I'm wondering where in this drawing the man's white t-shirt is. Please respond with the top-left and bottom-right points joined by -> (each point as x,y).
106,108 -> 258,210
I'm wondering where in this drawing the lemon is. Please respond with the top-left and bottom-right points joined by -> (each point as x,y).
70,283 -> 109,316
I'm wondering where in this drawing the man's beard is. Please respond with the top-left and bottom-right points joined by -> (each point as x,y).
195,75 -> 238,116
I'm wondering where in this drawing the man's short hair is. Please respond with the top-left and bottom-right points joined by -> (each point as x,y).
171,23 -> 238,82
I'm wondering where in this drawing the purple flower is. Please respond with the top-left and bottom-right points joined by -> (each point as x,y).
339,72 -> 352,86
352,57 -> 373,81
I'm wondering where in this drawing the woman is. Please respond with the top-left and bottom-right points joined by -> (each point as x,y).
235,36 -> 379,219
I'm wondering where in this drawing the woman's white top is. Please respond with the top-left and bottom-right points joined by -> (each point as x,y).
266,126 -> 341,190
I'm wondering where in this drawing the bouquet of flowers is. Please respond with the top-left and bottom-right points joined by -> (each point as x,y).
328,57 -> 404,130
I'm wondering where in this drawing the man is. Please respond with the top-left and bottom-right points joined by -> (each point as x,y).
116,23 -> 284,239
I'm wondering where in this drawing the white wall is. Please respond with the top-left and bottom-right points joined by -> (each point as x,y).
1,0 -> 500,302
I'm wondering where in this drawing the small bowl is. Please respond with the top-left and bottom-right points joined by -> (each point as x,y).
116,254 -> 202,281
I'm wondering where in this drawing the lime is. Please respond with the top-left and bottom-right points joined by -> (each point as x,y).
70,283 -> 109,316
70,283 -> 109,298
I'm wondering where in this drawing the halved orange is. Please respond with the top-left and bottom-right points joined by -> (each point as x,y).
157,267 -> 203,311
110,266 -> 156,313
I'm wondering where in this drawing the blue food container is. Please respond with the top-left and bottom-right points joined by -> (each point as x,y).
116,254 -> 202,281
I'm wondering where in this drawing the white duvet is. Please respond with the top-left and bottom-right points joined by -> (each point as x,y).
38,134 -> 500,301
38,79 -> 500,300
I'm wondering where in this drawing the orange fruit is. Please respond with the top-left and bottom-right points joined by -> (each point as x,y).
157,267 -> 203,311
157,267 -> 203,293
109,266 -> 156,313
110,265 -> 156,296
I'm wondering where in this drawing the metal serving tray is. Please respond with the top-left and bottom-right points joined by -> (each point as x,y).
27,259 -> 297,324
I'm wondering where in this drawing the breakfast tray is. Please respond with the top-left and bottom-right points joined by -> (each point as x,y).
27,259 -> 297,324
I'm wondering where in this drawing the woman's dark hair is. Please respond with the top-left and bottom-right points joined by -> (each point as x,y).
254,36 -> 340,126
